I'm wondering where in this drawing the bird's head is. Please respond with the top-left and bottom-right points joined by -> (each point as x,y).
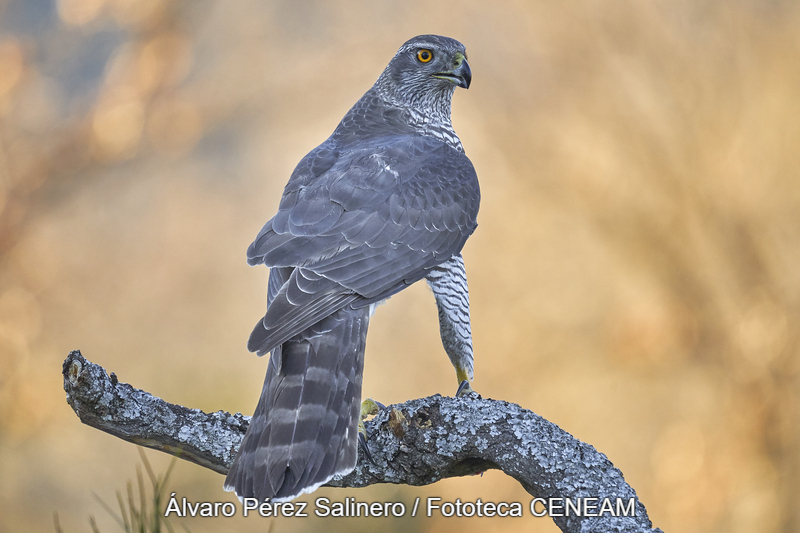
375,35 -> 471,112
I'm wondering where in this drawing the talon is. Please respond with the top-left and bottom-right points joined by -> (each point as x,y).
456,380 -> 473,397
358,431 -> 374,463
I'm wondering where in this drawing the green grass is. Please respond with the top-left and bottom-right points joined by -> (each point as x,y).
55,448 -> 184,533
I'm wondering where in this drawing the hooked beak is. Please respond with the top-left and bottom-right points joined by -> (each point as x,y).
433,52 -> 471,89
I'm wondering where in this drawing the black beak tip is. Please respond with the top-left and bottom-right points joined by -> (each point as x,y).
433,59 -> 472,89
459,61 -> 472,89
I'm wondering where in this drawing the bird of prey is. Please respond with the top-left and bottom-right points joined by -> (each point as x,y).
224,34 -> 480,502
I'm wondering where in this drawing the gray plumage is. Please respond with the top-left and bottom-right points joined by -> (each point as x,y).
224,35 -> 480,502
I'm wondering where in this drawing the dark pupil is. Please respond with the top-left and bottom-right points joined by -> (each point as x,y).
421,51 -> 429,60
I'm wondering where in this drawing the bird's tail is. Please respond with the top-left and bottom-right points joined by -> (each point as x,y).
224,306 -> 370,502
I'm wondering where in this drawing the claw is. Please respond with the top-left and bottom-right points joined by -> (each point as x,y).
358,431 -> 374,463
456,380 -> 473,397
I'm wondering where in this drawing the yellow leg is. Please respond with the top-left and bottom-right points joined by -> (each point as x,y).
455,365 -> 474,397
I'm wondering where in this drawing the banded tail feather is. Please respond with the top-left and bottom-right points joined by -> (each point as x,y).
224,307 -> 369,501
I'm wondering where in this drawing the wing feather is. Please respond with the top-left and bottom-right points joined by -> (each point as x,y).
248,134 -> 479,352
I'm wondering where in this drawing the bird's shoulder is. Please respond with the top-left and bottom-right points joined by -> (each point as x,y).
284,131 -> 477,203
248,129 -> 479,268
266,136 -> 477,243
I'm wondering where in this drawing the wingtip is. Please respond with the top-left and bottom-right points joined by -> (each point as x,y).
247,316 -> 276,356
246,247 -> 266,267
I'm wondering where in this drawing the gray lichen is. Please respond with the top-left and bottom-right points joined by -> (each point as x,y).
62,350 -> 662,533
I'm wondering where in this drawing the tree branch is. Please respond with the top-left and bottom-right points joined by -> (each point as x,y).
62,350 -> 662,532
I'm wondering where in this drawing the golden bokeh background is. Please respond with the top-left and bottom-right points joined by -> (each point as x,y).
1,1 -> 798,532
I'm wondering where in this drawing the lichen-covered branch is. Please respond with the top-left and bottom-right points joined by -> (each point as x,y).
62,350 -> 247,474
63,350 -> 662,533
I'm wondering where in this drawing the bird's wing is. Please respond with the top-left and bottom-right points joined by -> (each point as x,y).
247,134 -> 479,355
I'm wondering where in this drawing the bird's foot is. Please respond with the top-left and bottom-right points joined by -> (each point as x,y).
456,379 -> 476,397
358,397 -> 385,463
358,432 -> 373,463
360,397 -> 385,419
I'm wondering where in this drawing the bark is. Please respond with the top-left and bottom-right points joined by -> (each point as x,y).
62,350 -> 662,532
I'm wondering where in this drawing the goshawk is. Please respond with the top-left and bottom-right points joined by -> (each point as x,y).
224,34 -> 480,502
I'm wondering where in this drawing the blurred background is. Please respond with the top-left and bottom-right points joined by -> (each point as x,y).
1,1 -> 798,532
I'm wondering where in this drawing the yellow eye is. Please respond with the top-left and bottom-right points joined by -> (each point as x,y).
416,49 -> 433,63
